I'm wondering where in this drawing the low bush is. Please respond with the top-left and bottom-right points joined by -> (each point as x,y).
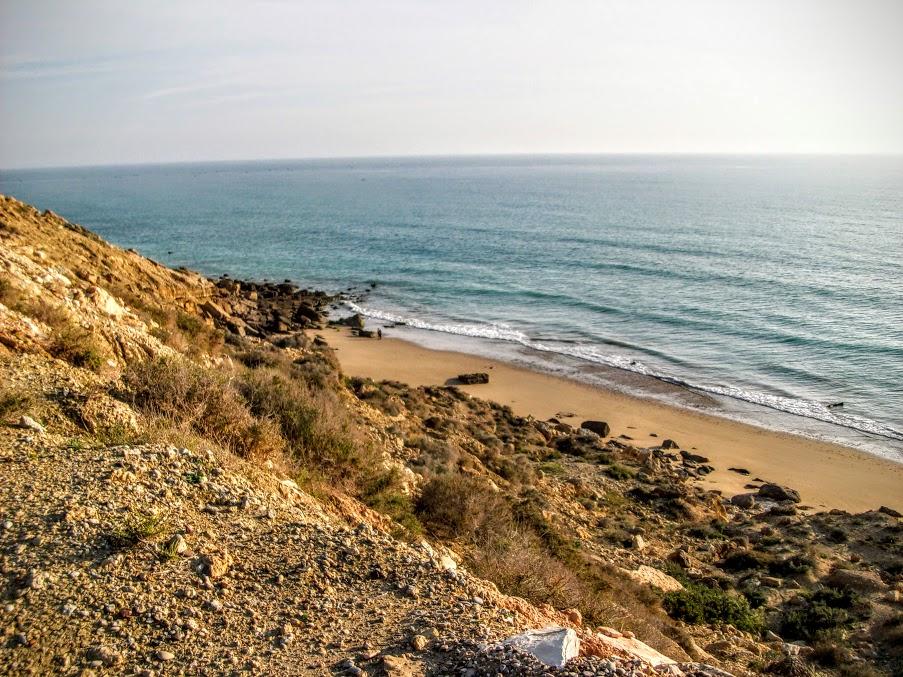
663,581 -> 764,633
121,357 -> 282,461
779,587 -> 858,641
416,473 -> 513,542
606,463 -> 634,480
48,324 -> 107,371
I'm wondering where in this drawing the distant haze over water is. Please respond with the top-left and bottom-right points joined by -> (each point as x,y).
2,155 -> 901,460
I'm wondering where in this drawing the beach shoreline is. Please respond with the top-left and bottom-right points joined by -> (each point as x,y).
325,326 -> 903,514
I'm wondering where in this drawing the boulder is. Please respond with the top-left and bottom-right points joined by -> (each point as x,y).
660,439 -> 679,449
502,627 -> 579,668
339,313 -> 365,329
580,420 -> 610,437
758,483 -> 801,503
731,493 -> 757,509
457,372 -> 489,385
878,505 -> 902,518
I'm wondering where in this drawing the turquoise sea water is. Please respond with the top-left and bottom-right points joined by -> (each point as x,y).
2,155 -> 902,459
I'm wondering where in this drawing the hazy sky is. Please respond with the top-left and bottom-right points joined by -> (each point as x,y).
2,0 -> 902,168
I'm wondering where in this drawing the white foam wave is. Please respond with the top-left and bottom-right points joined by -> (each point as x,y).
340,301 -> 903,443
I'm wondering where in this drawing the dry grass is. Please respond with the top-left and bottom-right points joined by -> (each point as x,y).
121,356 -> 284,462
0,385 -> 34,421
119,353 -> 420,533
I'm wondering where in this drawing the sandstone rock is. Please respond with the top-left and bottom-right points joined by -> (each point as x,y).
456,372 -> 489,385
199,551 -> 233,579
758,483 -> 801,503
661,439 -> 679,449
826,567 -> 887,593
410,634 -> 428,651
564,608 -> 582,626
579,420 -> 610,437
502,627 -> 579,669
17,415 -> 45,433
878,505 -> 902,518
623,565 -> 684,593
86,645 -> 122,667
382,655 -> 424,677
165,534 -> 188,556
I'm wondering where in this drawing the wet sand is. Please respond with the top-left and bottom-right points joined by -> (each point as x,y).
325,328 -> 903,514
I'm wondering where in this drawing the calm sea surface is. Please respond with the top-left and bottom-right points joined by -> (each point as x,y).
2,155 -> 902,459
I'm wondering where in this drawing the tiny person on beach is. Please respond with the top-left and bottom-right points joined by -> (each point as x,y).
377,328 -> 382,340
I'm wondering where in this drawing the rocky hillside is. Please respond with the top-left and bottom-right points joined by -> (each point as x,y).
1,195 -> 901,676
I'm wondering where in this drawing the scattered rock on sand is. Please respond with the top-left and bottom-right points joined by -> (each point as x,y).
456,372 -> 489,384
580,420 -> 610,437
680,450 -> 709,464
757,483 -> 801,503
660,438 -> 679,449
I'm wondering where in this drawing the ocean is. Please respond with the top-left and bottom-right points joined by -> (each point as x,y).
2,155 -> 902,460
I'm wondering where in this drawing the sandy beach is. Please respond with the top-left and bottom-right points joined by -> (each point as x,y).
325,328 -> 903,514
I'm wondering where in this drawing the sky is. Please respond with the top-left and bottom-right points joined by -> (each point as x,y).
1,0 -> 902,169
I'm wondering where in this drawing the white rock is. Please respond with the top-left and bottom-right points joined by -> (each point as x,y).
503,627 -> 580,668
18,415 -> 45,433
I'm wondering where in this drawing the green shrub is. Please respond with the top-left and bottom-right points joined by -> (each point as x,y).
779,587 -> 859,641
606,463 -> 634,480
48,324 -> 108,371
663,582 -> 764,633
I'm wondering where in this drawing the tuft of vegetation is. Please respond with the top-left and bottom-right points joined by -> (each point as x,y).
109,509 -> 169,548
605,463 -> 634,480
663,581 -> 764,633
120,353 -> 420,535
0,386 -> 34,420
779,587 -> 859,641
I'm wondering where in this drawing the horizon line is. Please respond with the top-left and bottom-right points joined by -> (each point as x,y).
3,150 -> 902,173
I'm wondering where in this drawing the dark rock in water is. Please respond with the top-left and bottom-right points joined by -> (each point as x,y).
680,450 -> 710,464
728,467 -> 751,475
580,420 -> 610,437
827,401 -> 844,409
878,505 -> 902,518
457,372 -> 489,385
758,483 -> 801,503
660,439 -> 679,449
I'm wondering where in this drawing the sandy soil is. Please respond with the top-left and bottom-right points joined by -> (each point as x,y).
324,328 -> 903,514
